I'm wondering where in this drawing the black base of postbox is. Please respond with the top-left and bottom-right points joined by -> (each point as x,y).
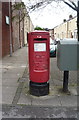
29,81 -> 49,96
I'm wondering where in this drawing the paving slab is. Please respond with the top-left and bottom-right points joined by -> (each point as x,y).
59,95 -> 77,107
69,87 -> 77,95
2,78 -> 19,87
51,79 -> 63,86
17,93 -> 31,105
18,86 -> 61,106
18,61 -> 78,107
31,95 -> 61,106
18,78 -> 77,107
2,86 -> 17,104
2,47 -> 28,105
2,67 -> 26,79
18,84 -> 77,107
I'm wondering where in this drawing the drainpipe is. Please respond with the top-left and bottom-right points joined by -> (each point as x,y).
77,1 -> 79,72
19,11 -> 21,48
9,1 -> 12,57
77,1 -> 79,42
23,18 -> 24,46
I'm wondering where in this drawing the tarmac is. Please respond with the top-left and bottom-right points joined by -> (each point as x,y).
1,46 -> 78,119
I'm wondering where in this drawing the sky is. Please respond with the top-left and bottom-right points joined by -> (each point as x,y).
22,0 -> 77,29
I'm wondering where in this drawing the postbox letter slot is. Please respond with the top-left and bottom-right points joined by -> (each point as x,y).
34,38 -> 47,41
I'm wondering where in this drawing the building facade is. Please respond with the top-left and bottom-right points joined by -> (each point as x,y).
54,16 -> 77,40
1,2 -> 12,57
12,2 -> 25,51
49,29 -> 54,40
0,1 -> 34,57
67,17 -> 77,38
24,10 -> 34,45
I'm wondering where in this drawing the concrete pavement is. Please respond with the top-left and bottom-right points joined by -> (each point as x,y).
2,46 -> 28,104
1,46 -> 78,119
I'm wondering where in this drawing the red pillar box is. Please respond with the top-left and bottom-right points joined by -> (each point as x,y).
28,31 -> 50,96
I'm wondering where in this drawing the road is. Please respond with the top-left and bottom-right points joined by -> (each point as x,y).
50,57 -> 77,87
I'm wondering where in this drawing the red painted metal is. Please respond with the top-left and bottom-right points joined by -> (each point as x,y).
28,31 -> 50,83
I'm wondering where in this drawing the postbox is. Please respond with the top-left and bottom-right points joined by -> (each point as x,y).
28,31 -> 50,96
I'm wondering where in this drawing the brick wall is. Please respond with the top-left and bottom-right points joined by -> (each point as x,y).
1,2 -> 25,57
12,10 -> 20,51
12,4 -> 24,51
2,2 -> 10,57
